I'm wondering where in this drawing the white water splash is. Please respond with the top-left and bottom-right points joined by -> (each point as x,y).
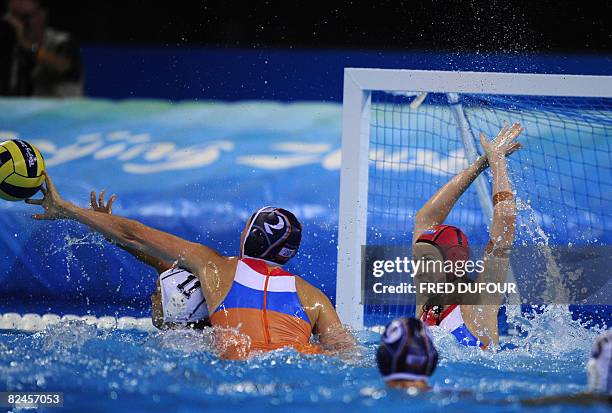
49,232 -> 107,281
516,198 -> 569,304
34,320 -> 98,353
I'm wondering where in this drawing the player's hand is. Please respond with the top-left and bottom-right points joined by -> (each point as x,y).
89,190 -> 117,215
480,122 -> 524,163
25,171 -> 69,220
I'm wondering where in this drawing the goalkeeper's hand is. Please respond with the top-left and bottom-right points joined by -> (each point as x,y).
480,122 -> 524,163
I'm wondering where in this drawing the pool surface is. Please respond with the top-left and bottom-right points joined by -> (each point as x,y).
0,307 -> 608,413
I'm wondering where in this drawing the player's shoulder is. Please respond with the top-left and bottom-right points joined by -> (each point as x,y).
194,253 -> 238,282
294,274 -> 316,291
295,276 -> 332,305
219,255 -> 241,271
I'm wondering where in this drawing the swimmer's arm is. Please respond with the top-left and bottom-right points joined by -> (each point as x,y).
64,204 -> 219,275
316,305 -> 357,353
312,292 -> 356,352
412,131 -> 521,244
479,127 -> 520,287
296,278 -> 356,353
89,190 -> 172,273
117,243 -> 172,273
29,172 -> 223,277
412,156 -> 488,243
151,281 -> 166,329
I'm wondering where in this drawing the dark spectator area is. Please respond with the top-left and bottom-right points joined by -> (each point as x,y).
1,0 -> 610,99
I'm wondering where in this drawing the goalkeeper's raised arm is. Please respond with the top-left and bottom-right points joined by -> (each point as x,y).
411,123 -> 523,349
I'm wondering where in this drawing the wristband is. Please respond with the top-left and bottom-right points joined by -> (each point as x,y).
493,191 -> 513,206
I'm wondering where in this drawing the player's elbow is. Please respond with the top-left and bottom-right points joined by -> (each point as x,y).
414,210 -> 436,233
118,220 -> 147,250
495,200 -> 516,217
179,243 -> 210,267
319,326 -> 356,353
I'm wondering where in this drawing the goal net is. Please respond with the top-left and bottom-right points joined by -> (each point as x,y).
336,69 -> 612,329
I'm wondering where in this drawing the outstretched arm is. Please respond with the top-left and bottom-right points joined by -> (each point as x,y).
461,124 -> 522,345
412,128 -> 522,244
478,124 -> 522,287
89,190 -> 171,273
27,172 -> 222,278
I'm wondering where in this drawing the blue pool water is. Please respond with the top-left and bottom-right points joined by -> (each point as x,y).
0,307 -> 608,413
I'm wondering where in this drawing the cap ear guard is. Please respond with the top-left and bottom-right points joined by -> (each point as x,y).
243,226 -> 270,257
445,244 -> 470,262
416,225 -> 470,279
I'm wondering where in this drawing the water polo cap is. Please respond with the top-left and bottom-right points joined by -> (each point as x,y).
416,224 -> 470,263
377,317 -> 438,382
241,206 -> 302,266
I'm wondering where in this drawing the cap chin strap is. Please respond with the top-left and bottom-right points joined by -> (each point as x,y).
383,372 -> 428,382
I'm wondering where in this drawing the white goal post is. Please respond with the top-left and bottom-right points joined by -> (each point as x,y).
336,68 -> 612,330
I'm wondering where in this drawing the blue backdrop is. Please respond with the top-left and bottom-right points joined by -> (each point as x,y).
81,46 -> 612,101
0,99 -> 343,317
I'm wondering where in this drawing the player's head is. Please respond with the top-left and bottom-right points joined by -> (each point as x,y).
587,331 -> 612,395
240,206 -> 302,266
377,317 -> 438,388
413,224 -> 470,283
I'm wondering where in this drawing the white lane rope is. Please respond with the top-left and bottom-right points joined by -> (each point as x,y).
0,312 -> 156,332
